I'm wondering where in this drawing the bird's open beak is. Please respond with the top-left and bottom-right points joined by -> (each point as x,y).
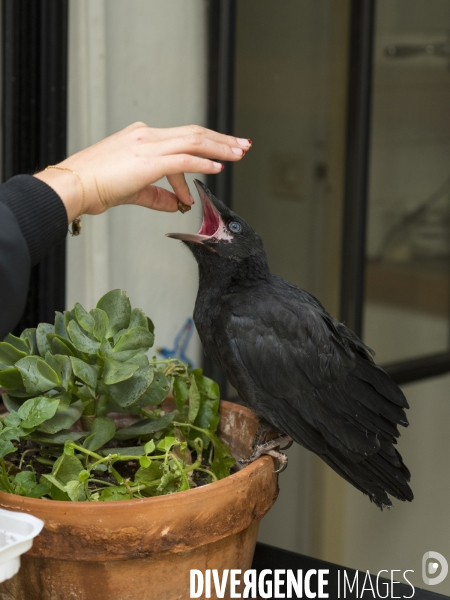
166,180 -> 227,244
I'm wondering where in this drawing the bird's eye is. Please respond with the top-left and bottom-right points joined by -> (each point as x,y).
229,221 -> 242,233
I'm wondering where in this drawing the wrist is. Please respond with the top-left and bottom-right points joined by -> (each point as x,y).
34,168 -> 84,224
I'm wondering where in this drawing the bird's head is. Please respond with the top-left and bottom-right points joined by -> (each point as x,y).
166,180 -> 265,264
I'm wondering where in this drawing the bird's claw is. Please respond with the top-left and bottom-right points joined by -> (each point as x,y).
239,434 -> 292,473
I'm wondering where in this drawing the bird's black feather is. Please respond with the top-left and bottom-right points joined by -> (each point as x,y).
169,181 -> 413,508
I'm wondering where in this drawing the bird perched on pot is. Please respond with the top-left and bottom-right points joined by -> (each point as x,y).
167,180 -> 413,509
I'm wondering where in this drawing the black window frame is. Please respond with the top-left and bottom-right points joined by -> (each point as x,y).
2,0 -> 68,333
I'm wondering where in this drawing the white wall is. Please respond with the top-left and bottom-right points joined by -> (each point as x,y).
67,0 -> 208,367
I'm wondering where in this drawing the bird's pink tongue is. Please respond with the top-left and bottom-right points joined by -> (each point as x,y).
197,188 -> 220,237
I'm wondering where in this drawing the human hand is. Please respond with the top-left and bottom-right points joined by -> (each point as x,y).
34,122 -> 251,223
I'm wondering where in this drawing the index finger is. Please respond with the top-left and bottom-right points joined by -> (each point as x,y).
151,124 -> 252,150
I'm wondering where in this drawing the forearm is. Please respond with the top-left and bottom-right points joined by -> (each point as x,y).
0,175 -> 68,339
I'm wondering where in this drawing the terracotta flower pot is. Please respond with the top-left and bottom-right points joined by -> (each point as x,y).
0,401 -> 278,600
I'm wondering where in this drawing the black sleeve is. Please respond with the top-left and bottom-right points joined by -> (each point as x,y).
0,175 -> 68,339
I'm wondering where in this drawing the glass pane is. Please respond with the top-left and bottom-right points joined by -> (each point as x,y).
363,0 -> 450,364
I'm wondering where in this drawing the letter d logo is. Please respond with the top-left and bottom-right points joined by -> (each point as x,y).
422,551 -> 448,586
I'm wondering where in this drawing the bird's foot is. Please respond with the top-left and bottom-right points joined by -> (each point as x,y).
240,435 -> 292,474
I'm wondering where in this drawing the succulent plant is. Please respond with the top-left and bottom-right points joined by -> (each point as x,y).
0,290 -> 234,501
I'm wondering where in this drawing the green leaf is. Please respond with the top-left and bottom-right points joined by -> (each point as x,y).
12,471 -> 51,499
18,396 -> 60,429
2,394 -> 24,413
99,485 -> 130,501
195,399 -> 220,440
99,446 -> 145,457
53,453 -> 85,483
30,429 -> 86,445
188,374 -> 201,423
113,327 -> 154,354
210,434 -> 235,479
114,413 -> 174,441
139,455 -> 151,468
138,370 -> 170,406
54,311 -> 69,340
36,399 -> 83,434
64,480 -> 86,501
44,352 -> 63,381
106,364 -> 153,407
70,356 -> 98,388
147,317 -> 155,335
67,321 -> 100,355
192,369 -> 220,401
78,469 -> 90,483
135,462 -> 163,484
157,436 -> 177,452
144,439 -> 155,454
103,358 -> 139,385
3,334 -> 30,355
64,309 -> 77,332
173,377 -> 189,411
97,290 -> 131,337
54,355 -> 73,390
20,329 -> 38,355
83,417 -> 116,452
49,335 -> 76,357
16,356 -> 62,393
4,412 -> 21,427
0,342 -> 27,366
0,368 -> 24,390
74,302 -> 95,334
129,308 -> 149,330
36,323 -> 54,357
90,308 -> 109,341
0,439 -> 16,458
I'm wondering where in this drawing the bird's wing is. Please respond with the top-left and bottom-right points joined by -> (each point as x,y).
219,290 -> 409,465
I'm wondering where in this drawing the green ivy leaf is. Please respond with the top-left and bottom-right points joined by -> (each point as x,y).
0,368 -> 25,390
114,413 -> 174,441
113,327 -> 154,354
188,374 -> 201,423
135,462 -> 163,484
99,485 -> 130,501
15,356 -> 62,393
18,396 -> 60,429
74,302 -> 95,334
70,356 -> 98,388
36,323 -> 54,357
172,377 -> 189,411
90,308 -> 109,341
97,290 -> 131,337
157,436 -> 177,452
3,334 -> 30,355
67,321 -> 100,355
36,399 -> 83,434
0,439 -> 16,458
0,342 -> 27,366
144,439 -> 155,454
139,455 -> 151,468
103,358 -> 139,385
99,446 -> 145,457
83,417 -> 116,452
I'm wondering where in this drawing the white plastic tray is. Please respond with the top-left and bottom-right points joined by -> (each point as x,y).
0,508 -> 44,583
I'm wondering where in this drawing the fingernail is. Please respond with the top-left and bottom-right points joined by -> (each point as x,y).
232,147 -> 245,156
213,162 -> 224,170
237,138 -> 252,148
189,194 -> 195,205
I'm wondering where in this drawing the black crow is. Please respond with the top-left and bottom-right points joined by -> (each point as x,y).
167,180 -> 413,508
